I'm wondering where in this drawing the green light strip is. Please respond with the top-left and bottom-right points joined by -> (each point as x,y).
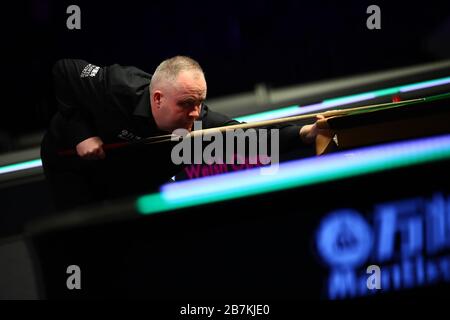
234,105 -> 300,122
136,134 -> 450,215
0,159 -> 43,175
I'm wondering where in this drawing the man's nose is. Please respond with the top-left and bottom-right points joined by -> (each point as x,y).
188,105 -> 201,118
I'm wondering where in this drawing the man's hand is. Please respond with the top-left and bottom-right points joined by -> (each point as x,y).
76,136 -> 106,160
299,115 -> 333,144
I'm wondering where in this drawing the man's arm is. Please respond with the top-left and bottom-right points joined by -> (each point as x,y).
52,59 -> 106,158
201,105 -> 320,152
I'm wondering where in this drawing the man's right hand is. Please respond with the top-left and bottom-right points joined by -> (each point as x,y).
299,115 -> 332,145
76,136 -> 106,160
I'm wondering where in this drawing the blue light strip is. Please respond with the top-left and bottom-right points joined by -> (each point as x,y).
236,93 -> 378,123
400,77 -> 450,92
159,134 -> 450,203
236,76 -> 450,123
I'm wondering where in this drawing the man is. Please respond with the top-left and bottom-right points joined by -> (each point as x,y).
41,56 -> 325,210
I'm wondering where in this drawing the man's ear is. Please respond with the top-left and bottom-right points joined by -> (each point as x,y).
152,90 -> 162,109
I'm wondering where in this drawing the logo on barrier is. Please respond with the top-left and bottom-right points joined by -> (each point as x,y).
317,209 -> 373,269
315,193 -> 450,299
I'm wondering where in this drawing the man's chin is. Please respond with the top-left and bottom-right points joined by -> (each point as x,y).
184,123 -> 194,132
169,124 -> 193,134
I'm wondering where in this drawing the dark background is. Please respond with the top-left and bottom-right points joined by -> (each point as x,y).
2,0 -> 450,140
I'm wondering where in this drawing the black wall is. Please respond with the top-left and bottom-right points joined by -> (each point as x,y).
2,0 -> 450,138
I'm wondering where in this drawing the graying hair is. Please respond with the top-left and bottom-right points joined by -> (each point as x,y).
150,56 -> 204,93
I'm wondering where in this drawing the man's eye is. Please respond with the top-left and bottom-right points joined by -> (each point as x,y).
179,101 -> 194,108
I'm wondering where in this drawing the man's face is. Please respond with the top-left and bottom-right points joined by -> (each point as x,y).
152,70 -> 207,133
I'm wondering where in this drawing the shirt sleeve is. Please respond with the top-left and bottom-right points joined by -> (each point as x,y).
201,105 -> 307,152
52,59 -> 105,147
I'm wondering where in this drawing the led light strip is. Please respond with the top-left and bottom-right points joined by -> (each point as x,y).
235,76 -> 450,123
137,134 -> 450,215
0,159 -> 42,175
